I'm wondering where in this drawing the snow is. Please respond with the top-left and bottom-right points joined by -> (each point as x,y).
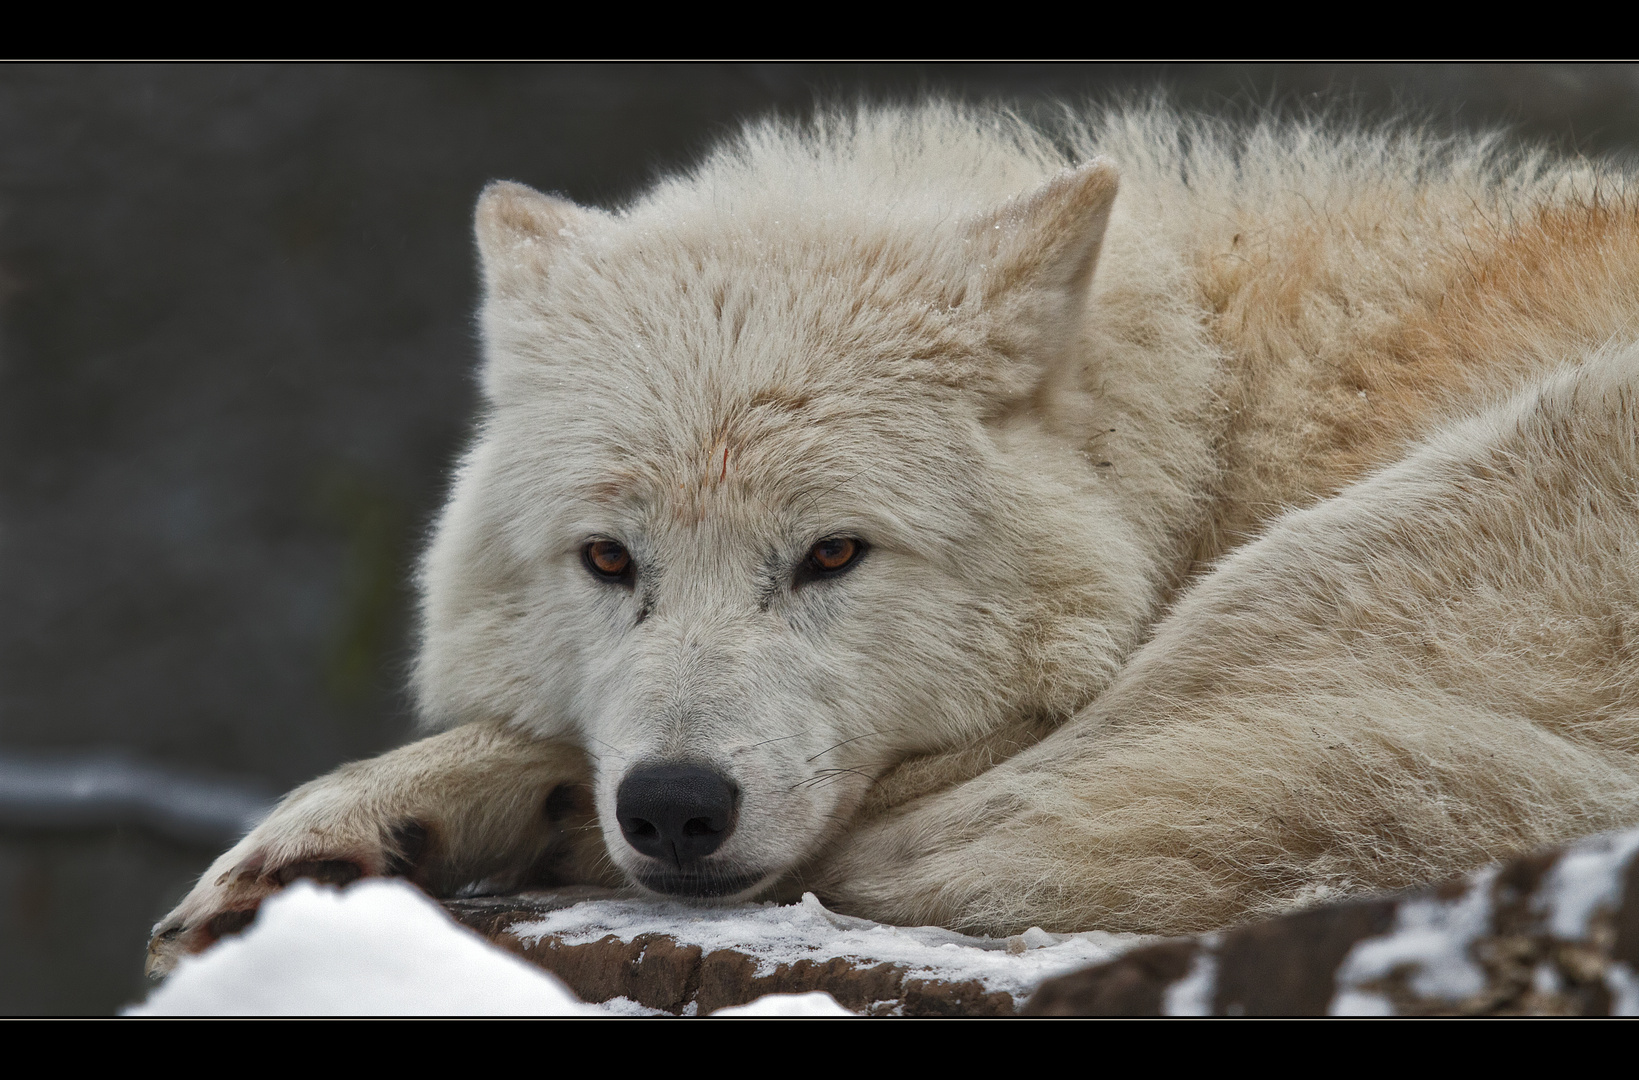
711,991 -> 857,1017
1607,964 -> 1639,1016
1161,936 -> 1219,1016
1329,866 -> 1498,1016
126,879 -> 1140,1016
509,890 -> 1146,1002
1328,825 -> 1639,1015
1539,828 -> 1639,940
126,880 -> 601,1016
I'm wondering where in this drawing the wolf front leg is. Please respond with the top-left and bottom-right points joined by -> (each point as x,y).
147,721 -> 614,975
817,350 -> 1639,937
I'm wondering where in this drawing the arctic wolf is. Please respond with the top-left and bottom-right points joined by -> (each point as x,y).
151,104 -> 1639,968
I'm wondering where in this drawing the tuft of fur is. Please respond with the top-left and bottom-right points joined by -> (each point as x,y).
153,103 -> 1639,958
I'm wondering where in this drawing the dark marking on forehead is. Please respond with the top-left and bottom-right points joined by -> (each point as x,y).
588,470 -> 640,504
670,428 -> 743,524
748,387 -> 813,413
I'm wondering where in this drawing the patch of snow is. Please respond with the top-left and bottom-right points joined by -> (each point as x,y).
1606,962 -> 1639,1016
1019,927 -> 1055,949
710,991 -> 856,1017
1327,989 -> 1394,1016
1539,827 -> 1639,940
510,890 -> 1147,1002
126,879 -> 599,1016
1162,939 -> 1218,1016
1329,866 -> 1498,1014
599,996 -> 671,1016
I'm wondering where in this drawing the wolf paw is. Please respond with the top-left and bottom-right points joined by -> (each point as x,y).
146,816 -> 427,977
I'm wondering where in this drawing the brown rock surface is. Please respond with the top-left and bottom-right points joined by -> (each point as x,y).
1025,827 -> 1639,1016
443,888 -> 1022,1016
443,826 -> 1639,1017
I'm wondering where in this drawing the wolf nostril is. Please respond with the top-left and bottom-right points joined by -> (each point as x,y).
616,764 -> 738,865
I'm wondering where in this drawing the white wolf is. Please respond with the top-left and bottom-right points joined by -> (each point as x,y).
151,103 -> 1639,968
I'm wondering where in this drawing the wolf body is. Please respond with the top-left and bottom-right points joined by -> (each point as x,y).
152,105 -> 1639,967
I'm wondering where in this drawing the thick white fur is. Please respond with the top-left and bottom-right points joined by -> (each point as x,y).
152,103 -> 1639,967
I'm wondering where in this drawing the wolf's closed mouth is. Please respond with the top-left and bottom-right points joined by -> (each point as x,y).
635,868 -> 769,900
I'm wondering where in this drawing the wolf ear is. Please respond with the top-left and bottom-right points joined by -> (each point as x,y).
975,159 -> 1120,371
474,181 -> 600,295
982,159 -> 1119,301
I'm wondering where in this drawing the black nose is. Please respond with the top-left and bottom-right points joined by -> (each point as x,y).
616,764 -> 738,866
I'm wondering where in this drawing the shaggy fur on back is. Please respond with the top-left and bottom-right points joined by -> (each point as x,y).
150,104 -> 1639,965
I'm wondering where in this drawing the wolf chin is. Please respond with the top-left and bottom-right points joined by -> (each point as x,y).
151,103 -> 1639,969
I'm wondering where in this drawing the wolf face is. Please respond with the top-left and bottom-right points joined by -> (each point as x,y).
413,130 -> 1189,898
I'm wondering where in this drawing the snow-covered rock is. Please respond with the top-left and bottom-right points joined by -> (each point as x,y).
1028,824 -> 1639,1016
131,824 -> 1639,1016
127,880 -> 850,1017
448,888 -> 1146,1016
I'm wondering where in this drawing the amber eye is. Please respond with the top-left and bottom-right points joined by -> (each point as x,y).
583,539 -> 633,582
807,537 -> 862,574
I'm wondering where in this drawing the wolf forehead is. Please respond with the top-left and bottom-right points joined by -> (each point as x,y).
468,200 -> 1072,543
492,204 -> 993,374
471,147 -> 1118,407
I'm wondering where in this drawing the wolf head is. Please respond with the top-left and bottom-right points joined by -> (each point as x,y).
414,112 -> 1197,899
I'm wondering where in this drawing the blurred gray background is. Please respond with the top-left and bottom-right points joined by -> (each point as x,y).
2,63 -> 1637,1016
